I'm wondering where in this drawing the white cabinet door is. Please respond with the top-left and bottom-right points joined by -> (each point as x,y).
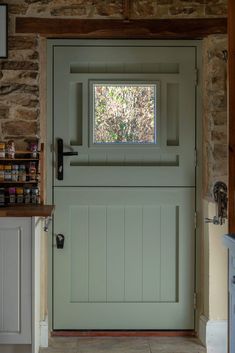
0,218 -> 31,344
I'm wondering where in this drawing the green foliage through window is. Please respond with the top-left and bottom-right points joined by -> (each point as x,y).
93,84 -> 156,144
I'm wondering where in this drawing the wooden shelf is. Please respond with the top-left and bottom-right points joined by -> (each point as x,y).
0,158 -> 39,161
0,143 -> 45,205
0,181 -> 38,184
0,204 -> 54,217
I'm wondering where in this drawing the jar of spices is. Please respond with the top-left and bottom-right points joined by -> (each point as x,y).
0,143 -> 5,158
9,187 -> 16,204
31,187 -> 39,204
4,165 -> 12,181
29,142 -> 38,159
0,188 -> 5,206
29,162 -> 37,181
24,187 -> 31,204
11,165 -> 19,182
0,165 -> 4,182
18,165 -> 26,182
16,187 -> 24,204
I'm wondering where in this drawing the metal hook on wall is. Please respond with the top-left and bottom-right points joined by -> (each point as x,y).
205,181 -> 228,225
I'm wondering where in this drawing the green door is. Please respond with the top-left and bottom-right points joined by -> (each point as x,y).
51,40 -> 197,329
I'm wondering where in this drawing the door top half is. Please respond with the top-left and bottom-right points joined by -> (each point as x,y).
53,42 -> 197,187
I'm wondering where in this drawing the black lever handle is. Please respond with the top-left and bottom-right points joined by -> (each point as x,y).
57,138 -> 78,180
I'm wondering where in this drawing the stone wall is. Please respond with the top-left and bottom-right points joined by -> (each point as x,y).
0,0 -> 228,197
203,35 -> 228,198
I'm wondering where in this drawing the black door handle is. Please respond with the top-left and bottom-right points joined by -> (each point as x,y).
57,138 -> 78,180
56,234 -> 65,249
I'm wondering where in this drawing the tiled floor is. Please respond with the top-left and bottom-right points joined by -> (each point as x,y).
40,336 -> 206,353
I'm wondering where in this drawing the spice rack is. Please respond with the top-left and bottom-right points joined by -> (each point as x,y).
0,143 -> 44,206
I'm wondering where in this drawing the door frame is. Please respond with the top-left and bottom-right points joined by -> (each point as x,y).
46,39 -> 202,332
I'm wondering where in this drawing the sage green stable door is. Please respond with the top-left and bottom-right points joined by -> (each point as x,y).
52,41 -> 197,330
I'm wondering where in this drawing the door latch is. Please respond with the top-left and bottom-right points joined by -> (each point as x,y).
205,181 -> 227,225
57,138 -> 78,180
56,234 -> 65,249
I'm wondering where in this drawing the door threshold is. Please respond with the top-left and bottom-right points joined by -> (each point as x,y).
51,330 -> 195,337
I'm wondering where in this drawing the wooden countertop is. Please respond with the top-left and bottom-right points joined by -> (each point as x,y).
0,204 -> 54,217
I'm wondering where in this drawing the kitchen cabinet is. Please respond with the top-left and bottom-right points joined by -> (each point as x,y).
0,205 -> 53,352
223,234 -> 235,353
0,217 -> 31,344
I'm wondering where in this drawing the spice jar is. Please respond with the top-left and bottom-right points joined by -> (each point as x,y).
24,187 -> 31,204
31,187 -> 39,204
29,142 -> 38,159
0,165 -> 4,182
4,165 -> 12,181
29,162 -> 37,181
9,187 -> 16,204
18,165 -> 26,182
0,143 -> 5,158
11,165 -> 19,182
16,187 -> 24,204
0,188 -> 5,206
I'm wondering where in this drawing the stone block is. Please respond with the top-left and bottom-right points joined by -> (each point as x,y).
8,4 -> 28,15
8,36 -> 38,51
0,107 -> 10,120
211,129 -> 227,143
2,120 -> 38,136
0,83 -> 39,96
213,143 -> 228,159
208,94 -> 227,111
15,108 -> 39,120
132,0 -> 156,18
213,111 -> 227,126
8,49 -> 39,62
169,5 -> 204,16
0,95 -> 39,108
0,70 -> 38,86
0,61 -> 39,71
205,4 -> 227,16
50,0 -> 123,17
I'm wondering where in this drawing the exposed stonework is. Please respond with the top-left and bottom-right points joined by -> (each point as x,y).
131,0 -> 227,18
203,35 -> 228,199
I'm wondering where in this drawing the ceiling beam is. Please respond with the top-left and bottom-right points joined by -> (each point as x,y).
15,17 -> 227,38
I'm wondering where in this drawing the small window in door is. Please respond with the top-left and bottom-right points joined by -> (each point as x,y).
91,81 -> 158,145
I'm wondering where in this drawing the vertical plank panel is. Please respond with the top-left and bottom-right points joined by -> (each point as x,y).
125,206 -> 143,302
160,206 -> 177,302
107,206 -> 125,301
143,206 -> 161,301
70,206 -> 89,302
89,206 -> 107,302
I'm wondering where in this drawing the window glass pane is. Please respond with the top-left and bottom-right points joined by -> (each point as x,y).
93,83 -> 156,144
